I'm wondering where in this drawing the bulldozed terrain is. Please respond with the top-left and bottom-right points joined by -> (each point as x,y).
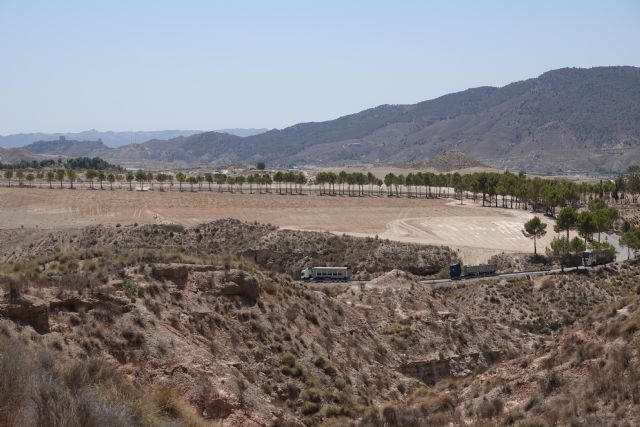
1,220 -> 639,426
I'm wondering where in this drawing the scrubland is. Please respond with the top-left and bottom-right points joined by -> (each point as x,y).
1,220 -> 639,425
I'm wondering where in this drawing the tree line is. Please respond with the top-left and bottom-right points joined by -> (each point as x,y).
0,157 -> 122,171
5,166 -> 640,212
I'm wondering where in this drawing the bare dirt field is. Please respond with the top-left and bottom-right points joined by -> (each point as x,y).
0,187 -> 555,263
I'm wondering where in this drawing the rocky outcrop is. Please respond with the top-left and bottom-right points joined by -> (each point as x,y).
212,269 -> 260,299
1,296 -> 49,334
204,396 -> 235,419
399,358 -> 452,385
93,292 -> 133,314
399,351 -> 503,385
151,263 -> 189,287
49,296 -> 95,313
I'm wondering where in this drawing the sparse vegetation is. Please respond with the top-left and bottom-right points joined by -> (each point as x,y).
1,220 -> 640,425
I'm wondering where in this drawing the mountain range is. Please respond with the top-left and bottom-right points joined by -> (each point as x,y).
8,66 -> 640,174
0,128 -> 268,148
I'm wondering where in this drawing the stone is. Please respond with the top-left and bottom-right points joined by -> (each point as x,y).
151,263 -> 189,287
205,397 -> 235,419
1,296 -> 49,334
213,269 -> 259,299
49,296 -> 95,313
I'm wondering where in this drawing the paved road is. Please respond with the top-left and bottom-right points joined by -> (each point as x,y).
296,265 -> 590,288
418,266 -> 585,285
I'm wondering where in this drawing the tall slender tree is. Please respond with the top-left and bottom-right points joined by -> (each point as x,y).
175,172 -> 186,192
523,216 -> 547,256
107,173 -> 115,190
126,172 -> 134,191
56,170 -> 65,188
97,171 -> 105,190
554,207 -> 578,239
66,170 -> 76,189
4,170 -> 13,187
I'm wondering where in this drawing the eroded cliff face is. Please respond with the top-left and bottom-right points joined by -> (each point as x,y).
399,350 -> 503,385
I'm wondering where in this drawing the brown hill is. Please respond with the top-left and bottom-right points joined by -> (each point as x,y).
0,147 -> 49,164
110,132 -> 243,164
24,138 -> 111,158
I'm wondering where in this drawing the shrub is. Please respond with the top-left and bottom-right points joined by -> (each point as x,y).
302,387 -> 323,403
302,401 -> 319,415
281,352 -> 296,368
515,418 -> 548,427
325,404 -> 347,417
314,356 -> 326,368
0,339 -> 213,427
477,397 -> 503,419
541,370 -> 561,396
323,364 -> 337,377
122,278 -> 138,296
282,365 -> 303,378
0,343 -> 29,426
503,410 -> 525,425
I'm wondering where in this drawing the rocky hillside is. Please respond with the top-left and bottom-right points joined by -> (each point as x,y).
110,132 -> 244,164
240,66 -> 640,173
2,220 -> 640,425
17,67 -> 640,173
0,219 -> 456,279
0,147 -> 48,164
24,138 -> 111,158
369,263 -> 640,426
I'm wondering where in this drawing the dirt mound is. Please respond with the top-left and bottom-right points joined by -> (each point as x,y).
417,150 -> 487,172
367,269 -> 421,288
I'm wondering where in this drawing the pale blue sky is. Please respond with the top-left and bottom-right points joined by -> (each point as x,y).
1,0 -> 639,134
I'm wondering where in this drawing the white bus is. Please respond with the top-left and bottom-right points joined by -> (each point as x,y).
301,266 -> 351,282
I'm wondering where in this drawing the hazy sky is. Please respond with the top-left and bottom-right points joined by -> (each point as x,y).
1,0 -> 639,134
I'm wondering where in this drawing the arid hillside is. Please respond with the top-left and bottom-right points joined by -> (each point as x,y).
1,220 -> 639,426
0,219 -> 456,278
375,264 -> 640,426
0,147 -> 48,164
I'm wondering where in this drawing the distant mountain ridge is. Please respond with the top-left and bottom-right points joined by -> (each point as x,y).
0,128 -> 268,148
9,67 -> 640,173
0,147 -> 50,164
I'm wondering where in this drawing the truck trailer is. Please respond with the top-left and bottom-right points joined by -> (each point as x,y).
301,266 -> 352,282
449,263 -> 498,279
582,249 -> 614,266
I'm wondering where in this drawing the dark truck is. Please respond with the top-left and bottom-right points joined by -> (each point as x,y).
449,263 -> 498,279
582,249 -> 615,266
